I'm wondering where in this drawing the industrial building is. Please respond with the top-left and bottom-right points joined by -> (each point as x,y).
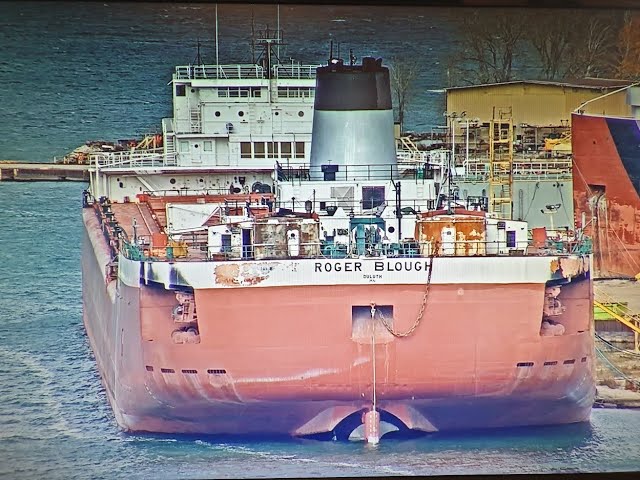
445,78 -> 634,155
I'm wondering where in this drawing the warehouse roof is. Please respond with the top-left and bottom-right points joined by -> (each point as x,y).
446,78 -> 635,91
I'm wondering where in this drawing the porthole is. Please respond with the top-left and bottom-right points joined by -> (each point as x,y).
191,88 -> 195,93
119,182 -> 124,188
274,111 -> 280,116
199,178 -> 204,183
388,226 -> 395,233
298,111 -> 304,117
170,178 -> 176,185
194,144 -> 199,149
238,111 -> 245,117
215,111 -> 221,117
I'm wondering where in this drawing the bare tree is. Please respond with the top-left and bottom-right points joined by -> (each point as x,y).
388,56 -> 418,133
564,12 -> 620,79
454,9 -> 622,84
451,9 -> 528,85
526,12 -> 573,80
615,11 -> 640,79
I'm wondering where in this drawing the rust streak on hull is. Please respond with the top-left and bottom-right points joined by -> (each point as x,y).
572,113 -> 640,278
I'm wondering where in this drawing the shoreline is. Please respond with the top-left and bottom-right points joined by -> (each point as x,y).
594,386 -> 640,409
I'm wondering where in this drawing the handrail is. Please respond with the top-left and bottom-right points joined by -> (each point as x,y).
90,150 -> 178,168
117,232 -> 589,263
173,63 -> 320,81
175,64 -> 266,80
272,64 -> 319,79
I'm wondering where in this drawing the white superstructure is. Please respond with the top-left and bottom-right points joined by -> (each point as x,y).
87,33 -> 447,231
89,30 -> 321,202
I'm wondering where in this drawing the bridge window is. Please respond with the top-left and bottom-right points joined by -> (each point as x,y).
295,142 -> 305,159
277,87 -> 314,98
267,142 -> 276,158
254,142 -> 265,158
240,142 -> 251,159
280,142 -> 292,158
218,87 -> 259,98
175,84 -> 186,96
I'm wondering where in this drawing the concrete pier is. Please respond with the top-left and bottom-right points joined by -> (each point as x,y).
0,161 -> 89,182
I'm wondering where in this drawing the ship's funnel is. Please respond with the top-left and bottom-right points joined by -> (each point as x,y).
309,57 -> 398,181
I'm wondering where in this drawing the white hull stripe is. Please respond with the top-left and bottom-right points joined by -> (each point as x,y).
118,255 -> 590,289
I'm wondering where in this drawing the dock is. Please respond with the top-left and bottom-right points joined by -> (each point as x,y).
595,386 -> 640,409
594,278 -> 640,409
0,161 -> 89,182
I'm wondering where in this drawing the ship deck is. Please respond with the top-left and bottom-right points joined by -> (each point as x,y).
111,202 -> 162,238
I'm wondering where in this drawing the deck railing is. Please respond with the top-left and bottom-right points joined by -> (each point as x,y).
90,150 -> 177,169
174,64 -> 320,81
455,158 -> 572,181
273,64 -> 318,79
175,64 -> 266,80
118,233 -> 590,263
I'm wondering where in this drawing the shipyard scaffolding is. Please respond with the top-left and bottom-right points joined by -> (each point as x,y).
488,109 -> 514,220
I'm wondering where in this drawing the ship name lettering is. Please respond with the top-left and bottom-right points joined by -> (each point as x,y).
374,261 -> 430,272
314,261 -> 363,273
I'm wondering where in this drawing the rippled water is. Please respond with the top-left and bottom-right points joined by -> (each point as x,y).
1,2 -> 640,479
0,1 -> 490,163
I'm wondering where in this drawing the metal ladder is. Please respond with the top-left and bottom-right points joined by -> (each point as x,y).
190,105 -> 202,133
488,110 -> 514,220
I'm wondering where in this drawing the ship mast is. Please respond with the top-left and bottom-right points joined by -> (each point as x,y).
193,38 -> 203,65
215,4 -> 219,77
253,26 -> 285,79
249,2 -> 285,79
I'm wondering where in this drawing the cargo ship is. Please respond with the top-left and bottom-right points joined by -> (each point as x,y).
82,36 -> 595,441
572,85 -> 640,278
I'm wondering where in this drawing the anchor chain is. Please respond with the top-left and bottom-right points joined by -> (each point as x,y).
372,242 -> 439,338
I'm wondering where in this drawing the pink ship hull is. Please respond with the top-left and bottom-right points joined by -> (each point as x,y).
82,209 -> 595,436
